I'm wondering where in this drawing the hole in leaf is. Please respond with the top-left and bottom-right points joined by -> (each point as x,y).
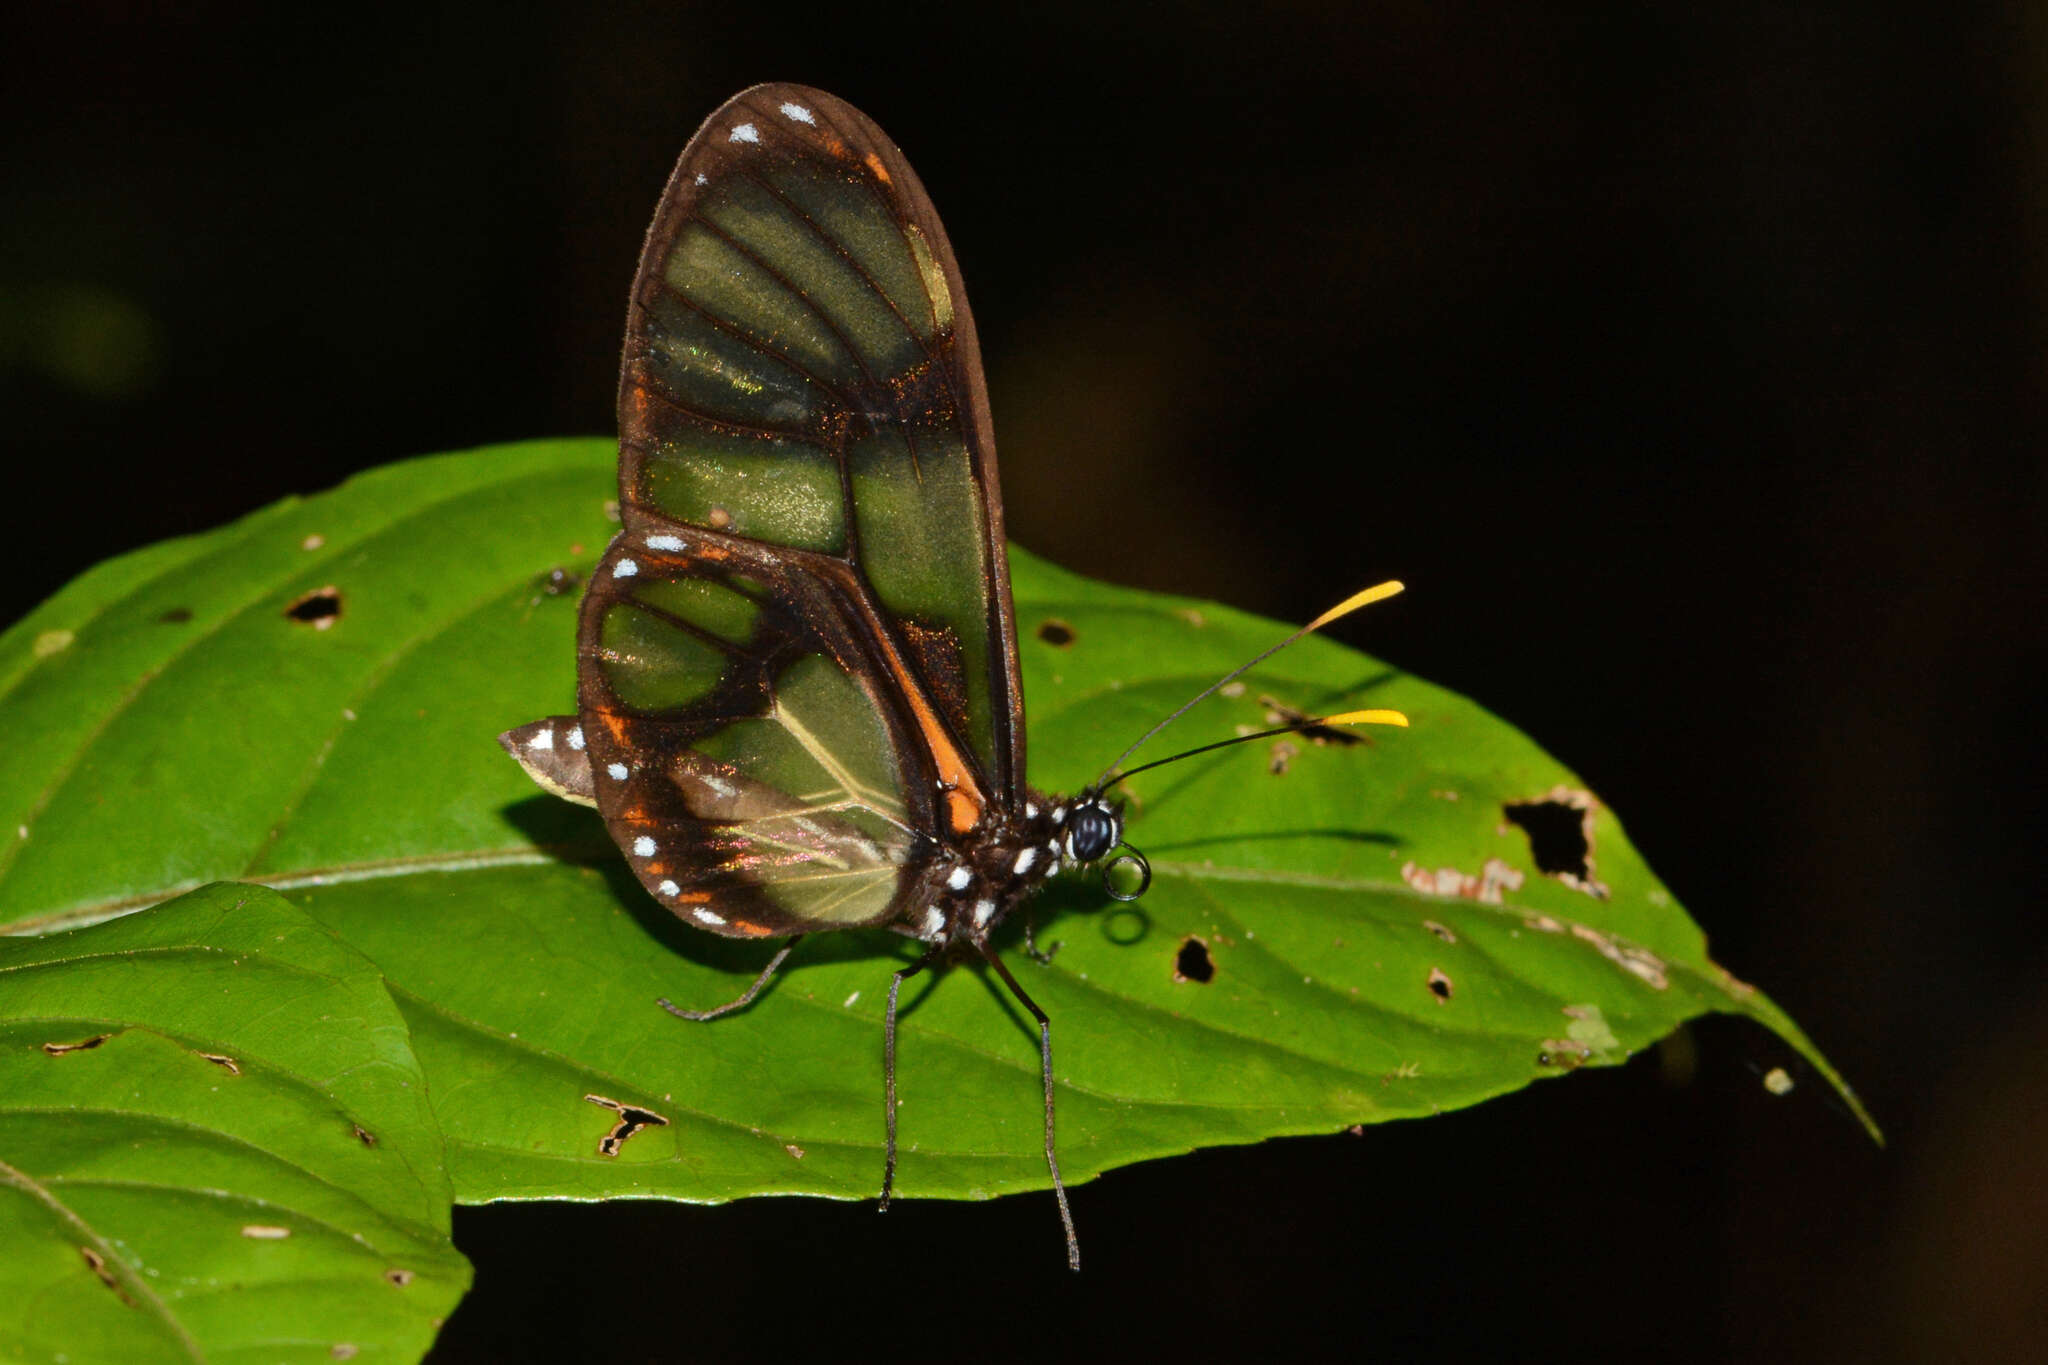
1268,739 -> 1297,774
1503,788 -> 1610,899
1037,619 -> 1075,647
241,1224 -> 291,1239
285,586 -> 343,630
1174,936 -> 1215,983
158,606 -> 192,623
585,1092 -> 670,1156
1423,920 -> 1456,944
352,1123 -> 378,1146
43,1034 -> 110,1055
384,1268 -> 414,1288
199,1051 -> 240,1075
1427,966 -> 1454,1001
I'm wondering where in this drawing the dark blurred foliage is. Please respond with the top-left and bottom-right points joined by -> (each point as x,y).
5,3 -> 2044,1361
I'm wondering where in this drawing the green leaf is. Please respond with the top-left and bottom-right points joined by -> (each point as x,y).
0,883 -> 469,1362
0,439 -> 1876,1227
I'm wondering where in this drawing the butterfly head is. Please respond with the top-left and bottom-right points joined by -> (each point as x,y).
1060,791 -> 1149,903
1062,796 -> 1122,865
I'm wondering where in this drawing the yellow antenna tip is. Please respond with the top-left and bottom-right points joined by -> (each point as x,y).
1321,708 -> 1409,728
1306,580 -> 1406,632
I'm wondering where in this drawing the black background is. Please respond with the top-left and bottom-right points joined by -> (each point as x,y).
7,4 -> 2044,1361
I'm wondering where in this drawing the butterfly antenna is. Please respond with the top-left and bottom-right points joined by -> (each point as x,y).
1097,709 -> 1409,792
1091,581 -> 1407,791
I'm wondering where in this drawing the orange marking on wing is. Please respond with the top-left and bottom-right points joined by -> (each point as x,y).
838,586 -> 990,831
945,788 -> 979,835
863,152 -> 891,184
601,713 -> 631,745
729,918 -> 774,937
882,649 -> 985,829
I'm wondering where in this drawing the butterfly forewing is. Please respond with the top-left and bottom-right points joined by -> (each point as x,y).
579,84 -> 1024,937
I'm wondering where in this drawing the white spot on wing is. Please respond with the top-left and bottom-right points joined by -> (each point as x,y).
1025,802 -> 1038,819
946,866 -> 973,892
695,907 -> 727,928
527,728 -> 554,751
701,773 -> 736,798
694,172 -> 708,186
632,836 -> 656,857
779,102 -> 815,124
612,558 -> 639,579
658,879 -> 680,897
567,726 -> 585,751
644,534 -> 686,552
1013,847 -> 1038,876
729,122 -> 759,144
607,762 -> 629,781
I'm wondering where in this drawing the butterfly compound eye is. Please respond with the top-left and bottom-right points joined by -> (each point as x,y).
1069,802 -> 1120,864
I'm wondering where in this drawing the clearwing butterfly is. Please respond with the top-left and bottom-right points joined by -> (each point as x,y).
501,83 -> 1408,1270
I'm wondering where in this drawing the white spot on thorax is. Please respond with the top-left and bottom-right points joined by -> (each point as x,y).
612,558 -> 639,579
658,879 -> 680,897
972,898 -> 996,928
607,762 -> 629,781
1051,806 -> 1067,824
1012,847 -> 1038,876
632,836 -> 657,857
644,534 -> 686,552
695,907 -> 727,928
779,102 -> 815,124
921,906 -> 946,939
527,728 -> 554,750
567,726 -> 585,751
946,865 -> 973,892
729,122 -> 760,143
1025,801 -> 1038,819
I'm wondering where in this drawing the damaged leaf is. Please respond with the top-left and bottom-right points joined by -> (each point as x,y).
0,440 -> 1874,1232
0,884 -> 469,1361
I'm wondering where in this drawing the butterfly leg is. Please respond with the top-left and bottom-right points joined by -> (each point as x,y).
979,942 -> 1081,1272
879,942 -> 946,1214
1021,912 -> 1062,965
657,935 -> 804,1021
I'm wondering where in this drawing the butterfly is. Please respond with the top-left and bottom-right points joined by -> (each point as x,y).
500,83 -> 1406,1269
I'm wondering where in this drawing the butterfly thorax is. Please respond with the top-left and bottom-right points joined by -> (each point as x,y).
903,791 -> 1122,948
